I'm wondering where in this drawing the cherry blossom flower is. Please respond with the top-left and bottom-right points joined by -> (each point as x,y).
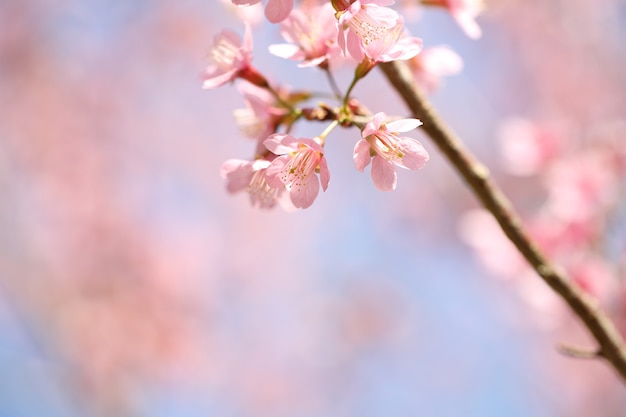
202,25 -> 266,89
231,0 -> 294,23
221,158 -> 286,209
408,45 -> 463,93
234,82 -> 288,153
422,0 -> 483,39
353,112 -> 428,191
269,2 -> 340,67
264,134 -> 330,209
496,118 -> 563,176
336,0 -> 422,63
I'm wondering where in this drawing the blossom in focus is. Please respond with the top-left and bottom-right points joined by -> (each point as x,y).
221,158 -> 286,209
422,0 -> 483,39
231,0 -> 294,23
264,134 -> 330,209
269,2 -> 340,67
353,112 -> 428,191
202,25 -> 261,89
336,0 -> 422,63
408,45 -> 463,93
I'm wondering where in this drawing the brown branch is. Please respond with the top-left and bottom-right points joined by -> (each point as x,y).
378,60 -> 626,382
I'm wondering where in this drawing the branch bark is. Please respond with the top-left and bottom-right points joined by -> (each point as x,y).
379,60 -> 626,382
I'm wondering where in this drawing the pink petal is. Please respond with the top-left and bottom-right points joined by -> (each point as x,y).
232,0 -> 261,5
264,133 -> 297,154
453,11 -> 482,39
386,118 -> 422,133
290,175 -> 319,208
346,31 -> 364,62
265,0 -> 293,23
220,159 -> 253,192
265,155 -> 290,187
420,46 -> 463,76
353,139 -> 372,172
371,156 -> 397,191
318,157 -> 330,191
268,43 -> 302,60
398,138 -> 429,170
201,68 -> 236,89
362,113 -> 385,137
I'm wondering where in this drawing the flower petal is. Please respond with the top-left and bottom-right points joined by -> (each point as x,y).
318,156 -> 330,191
386,118 -> 422,133
290,174 -> 319,208
371,155 -> 397,191
265,0 -> 293,23
264,133 -> 297,154
265,155 -> 290,187
353,139 -> 372,172
399,138 -> 429,170
362,112 -> 385,137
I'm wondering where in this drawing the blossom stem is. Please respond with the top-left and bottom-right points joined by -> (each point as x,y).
379,60 -> 626,383
322,65 -> 343,100
317,120 -> 339,145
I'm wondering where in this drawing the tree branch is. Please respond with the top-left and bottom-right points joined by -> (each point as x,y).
379,60 -> 626,382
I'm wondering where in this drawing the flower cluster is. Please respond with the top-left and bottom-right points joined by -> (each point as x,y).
204,0 -> 481,209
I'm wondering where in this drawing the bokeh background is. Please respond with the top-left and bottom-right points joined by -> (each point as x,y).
1,1 -> 626,416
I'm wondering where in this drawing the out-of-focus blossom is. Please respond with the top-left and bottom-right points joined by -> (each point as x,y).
545,151 -> 619,222
336,0 -> 422,63
408,45 -> 463,93
497,118 -> 562,176
353,112 -> 428,191
221,158 -> 287,208
231,0 -> 294,23
269,2 -> 340,67
422,0 -> 483,39
202,25 -> 266,89
234,81 -> 288,153
264,134 -> 330,208
221,0 -> 265,25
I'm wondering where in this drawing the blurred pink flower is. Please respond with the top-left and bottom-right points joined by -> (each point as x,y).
202,25 -> 266,89
497,118 -> 562,176
353,112 -> 428,191
231,0 -> 294,23
545,151 -> 619,222
408,45 -> 463,93
264,134 -> 330,208
234,81 -> 287,152
221,158 -> 286,208
269,2 -> 340,67
337,0 -> 422,62
423,0 -> 483,39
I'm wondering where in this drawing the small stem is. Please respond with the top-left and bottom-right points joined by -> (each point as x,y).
266,85 -> 295,111
379,60 -> 626,383
322,65 -> 343,100
342,75 -> 360,107
317,120 -> 339,145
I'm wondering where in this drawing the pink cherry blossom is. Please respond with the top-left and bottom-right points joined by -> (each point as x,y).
496,118 -> 563,176
231,0 -> 294,23
202,25 -> 254,89
408,45 -> 463,93
422,0 -> 483,39
336,0 -> 422,63
269,2 -> 340,67
234,82 -> 288,153
264,134 -> 330,209
221,158 -> 285,209
353,112 -> 428,191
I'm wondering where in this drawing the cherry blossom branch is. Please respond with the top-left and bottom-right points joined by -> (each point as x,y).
378,60 -> 626,382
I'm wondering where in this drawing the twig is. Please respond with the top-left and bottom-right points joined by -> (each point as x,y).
378,60 -> 626,383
